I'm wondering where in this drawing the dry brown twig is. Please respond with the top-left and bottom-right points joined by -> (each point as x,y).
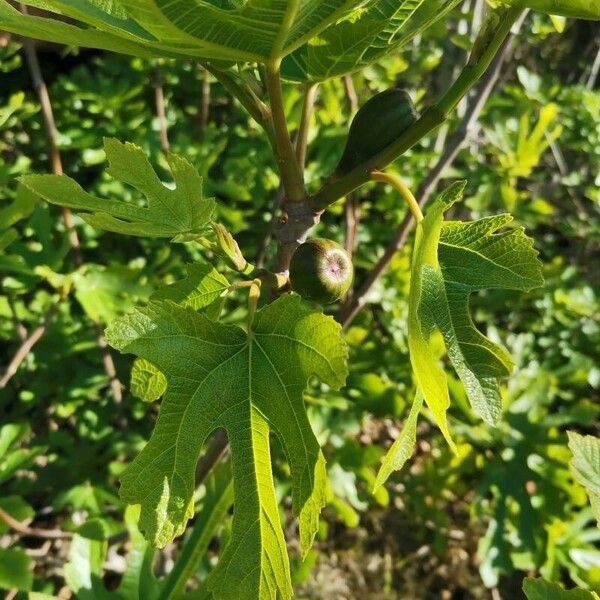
199,66 -> 211,132
341,75 -> 360,263
152,64 -> 170,154
0,506 -> 72,540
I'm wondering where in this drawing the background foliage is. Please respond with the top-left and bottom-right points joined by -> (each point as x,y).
0,5 -> 599,598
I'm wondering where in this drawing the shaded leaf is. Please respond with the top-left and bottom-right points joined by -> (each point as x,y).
0,548 -> 33,591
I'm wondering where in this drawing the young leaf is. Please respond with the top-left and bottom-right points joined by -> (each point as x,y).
373,391 -> 423,491
523,577 -> 600,599
106,294 -> 348,600
409,181 -> 543,448
568,431 -> 600,525
21,138 -> 215,241
408,182 -> 466,450
151,263 -> 229,311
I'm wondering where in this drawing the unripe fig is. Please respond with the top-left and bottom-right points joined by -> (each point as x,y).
335,89 -> 418,175
289,238 -> 353,304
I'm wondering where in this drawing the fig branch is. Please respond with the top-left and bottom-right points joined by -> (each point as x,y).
264,61 -> 305,203
310,5 -> 523,210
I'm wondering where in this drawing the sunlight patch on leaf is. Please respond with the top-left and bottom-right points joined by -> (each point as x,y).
568,431 -> 600,525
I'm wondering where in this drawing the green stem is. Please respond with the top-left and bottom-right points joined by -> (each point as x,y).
264,61 -> 306,202
311,6 -> 523,210
208,65 -> 277,148
371,171 -> 423,223
247,278 -> 262,330
295,82 -> 318,171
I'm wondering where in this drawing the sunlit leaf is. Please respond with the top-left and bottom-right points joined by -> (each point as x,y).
21,138 -> 214,240
106,294 -> 348,599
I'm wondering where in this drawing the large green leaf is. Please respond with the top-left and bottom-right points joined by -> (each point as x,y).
568,431 -> 600,525
21,138 -> 214,241
431,210 -> 543,424
0,0 -> 464,80
523,577 -> 600,599
282,0 -> 461,81
106,294 -> 348,600
408,182 -> 542,448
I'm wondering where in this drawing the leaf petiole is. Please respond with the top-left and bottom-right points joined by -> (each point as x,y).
246,278 -> 262,330
371,171 -> 424,223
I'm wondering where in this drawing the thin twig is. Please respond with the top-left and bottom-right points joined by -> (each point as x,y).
7,294 -> 27,341
586,43 -> 600,90
195,429 -> 229,485
342,75 -> 358,114
18,20 -> 122,402
337,16 -> 523,328
546,134 -> 590,219
295,83 -> 318,171
0,300 -> 60,388
344,194 -> 359,257
199,66 -> 210,133
0,506 -> 72,540
152,64 -> 170,154
342,75 -> 360,260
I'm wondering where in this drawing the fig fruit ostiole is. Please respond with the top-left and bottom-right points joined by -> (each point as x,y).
289,238 -> 354,305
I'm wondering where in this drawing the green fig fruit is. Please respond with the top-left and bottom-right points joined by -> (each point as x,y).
289,238 -> 353,304
335,88 -> 418,176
